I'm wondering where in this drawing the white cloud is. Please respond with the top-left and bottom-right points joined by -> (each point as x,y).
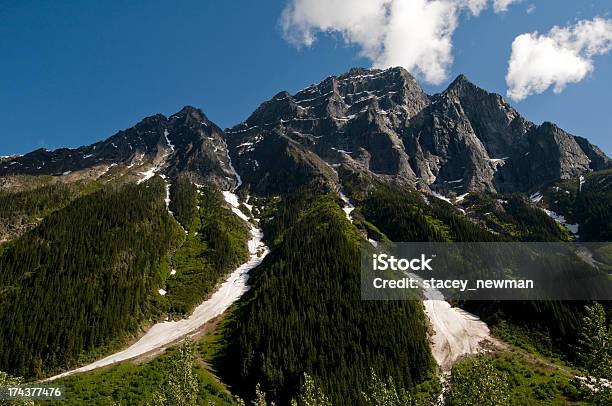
280,0 -> 491,85
492,0 -> 521,13
280,0 -> 391,59
506,17 -> 612,101
526,4 -> 536,14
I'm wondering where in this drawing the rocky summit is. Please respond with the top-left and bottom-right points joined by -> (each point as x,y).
1,67 -> 609,196
226,67 -> 609,196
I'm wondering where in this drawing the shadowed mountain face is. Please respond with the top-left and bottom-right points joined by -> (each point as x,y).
226,67 -> 609,196
1,67 -> 609,195
414,75 -> 608,194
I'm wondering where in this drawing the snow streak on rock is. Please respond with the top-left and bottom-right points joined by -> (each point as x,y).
163,130 -> 175,153
339,190 -> 355,222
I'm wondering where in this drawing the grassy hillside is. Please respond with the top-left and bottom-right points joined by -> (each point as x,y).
48,341 -> 239,406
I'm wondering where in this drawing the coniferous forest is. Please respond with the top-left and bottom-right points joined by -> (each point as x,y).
169,175 -> 198,229
164,178 -> 249,316
572,176 -> 612,241
358,184 -> 597,360
0,177 -> 180,378
0,181 -> 78,242
0,173 -> 254,379
217,189 -> 435,406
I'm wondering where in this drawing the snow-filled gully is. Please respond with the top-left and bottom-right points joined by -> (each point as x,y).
422,290 -> 491,371
47,189 -> 269,381
338,189 -> 492,372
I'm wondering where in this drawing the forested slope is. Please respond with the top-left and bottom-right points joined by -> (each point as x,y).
543,169 -> 612,241
358,184 -> 500,243
0,177 -> 180,378
165,177 -> 249,315
358,184 -> 590,360
0,182 -> 79,243
217,189 -> 434,406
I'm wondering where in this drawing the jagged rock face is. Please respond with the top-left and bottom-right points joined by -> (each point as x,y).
227,67 -> 609,196
0,106 -> 237,190
573,136 -> 611,171
1,67 -> 608,195
0,114 -> 169,176
494,122 -> 592,192
164,107 -> 236,189
226,67 -> 430,195
409,76 -> 608,194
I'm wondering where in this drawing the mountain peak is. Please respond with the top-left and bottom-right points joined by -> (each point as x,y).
272,91 -> 291,100
338,66 -> 416,82
178,105 -> 199,113
173,105 -> 206,120
445,73 -> 480,95
454,73 -> 470,83
341,67 -> 382,78
138,113 -> 167,125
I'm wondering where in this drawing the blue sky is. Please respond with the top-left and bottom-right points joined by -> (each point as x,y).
0,0 -> 610,155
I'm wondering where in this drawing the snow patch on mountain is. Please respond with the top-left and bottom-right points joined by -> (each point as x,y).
544,208 -> 579,235
339,190 -> 355,222
137,167 -> 157,184
163,130 -> 175,153
431,191 -> 453,205
223,191 -> 250,222
530,191 -> 543,203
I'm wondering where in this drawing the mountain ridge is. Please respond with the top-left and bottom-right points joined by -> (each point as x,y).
1,67 -> 608,196
0,105 -> 237,190
227,66 -> 609,196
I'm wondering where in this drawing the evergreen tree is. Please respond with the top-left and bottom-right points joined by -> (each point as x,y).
444,356 -> 511,406
291,374 -> 331,406
362,369 -> 415,406
576,302 -> 612,405
252,384 -> 274,406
